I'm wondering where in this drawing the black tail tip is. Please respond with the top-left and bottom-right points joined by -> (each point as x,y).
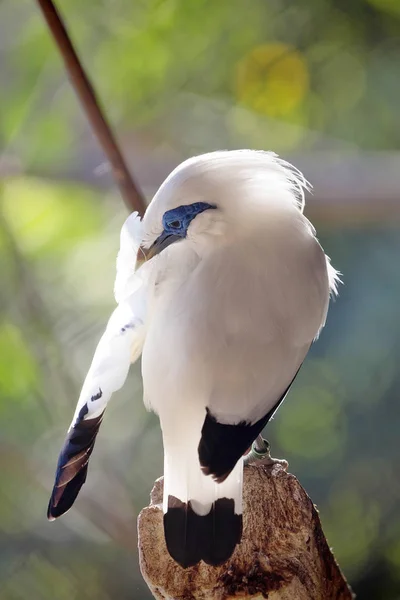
164,496 -> 242,568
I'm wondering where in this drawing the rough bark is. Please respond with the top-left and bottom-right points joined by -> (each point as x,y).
138,464 -> 354,600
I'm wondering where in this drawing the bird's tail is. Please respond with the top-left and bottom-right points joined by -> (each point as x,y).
161,416 -> 243,569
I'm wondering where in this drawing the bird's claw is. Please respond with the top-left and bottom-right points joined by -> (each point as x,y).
243,436 -> 288,470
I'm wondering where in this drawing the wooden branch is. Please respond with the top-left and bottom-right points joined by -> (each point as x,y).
138,465 -> 354,600
35,0 -> 146,215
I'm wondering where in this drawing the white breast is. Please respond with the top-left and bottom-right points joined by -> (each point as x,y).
141,210 -> 330,426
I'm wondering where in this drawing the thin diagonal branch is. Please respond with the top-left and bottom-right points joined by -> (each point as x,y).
36,0 -> 147,215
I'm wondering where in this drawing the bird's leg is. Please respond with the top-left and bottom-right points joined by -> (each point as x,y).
243,435 -> 288,470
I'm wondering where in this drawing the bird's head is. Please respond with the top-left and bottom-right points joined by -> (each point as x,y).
136,149 -> 309,268
136,201 -> 218,267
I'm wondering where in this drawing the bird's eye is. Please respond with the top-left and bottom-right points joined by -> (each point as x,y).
168,220 -> 181,229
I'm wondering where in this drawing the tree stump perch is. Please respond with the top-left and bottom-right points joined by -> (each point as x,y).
138,464 -> 354,600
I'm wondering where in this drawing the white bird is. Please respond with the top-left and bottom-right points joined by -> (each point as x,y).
47,150 -> 339,568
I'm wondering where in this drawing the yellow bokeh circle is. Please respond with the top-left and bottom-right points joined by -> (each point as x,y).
235,43 -> 309,117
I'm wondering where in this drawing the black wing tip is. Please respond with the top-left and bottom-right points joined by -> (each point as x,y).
164,495 -> 242,569
47,409 -> 104,522
47,501 -> 65,521
47,496 -> 61,521
200,465 -> 230,484
198,376 -> 299,482
47,464 -> 89,520
47,500 -> 70,521
198,410 -> 262,482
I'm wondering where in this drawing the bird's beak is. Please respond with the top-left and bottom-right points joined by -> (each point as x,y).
136,231 -> 182,270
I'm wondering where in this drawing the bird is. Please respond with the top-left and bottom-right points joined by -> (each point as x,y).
47,149 -> 339,569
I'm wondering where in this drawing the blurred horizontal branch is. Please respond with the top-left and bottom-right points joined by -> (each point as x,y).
2,148 -> 399,226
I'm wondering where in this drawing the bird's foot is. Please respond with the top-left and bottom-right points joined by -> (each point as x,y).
243,436 -> 288,470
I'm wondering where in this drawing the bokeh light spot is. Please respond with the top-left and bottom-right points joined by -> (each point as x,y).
275,386 -> 346,461
1,178 -> 104,256
235,43 -> 309,117
324,489 -> 381,577
366,0 -> 400,17
0,323 -> 38,400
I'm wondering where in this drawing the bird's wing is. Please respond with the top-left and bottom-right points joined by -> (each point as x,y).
198,365 -> 302,482
47,292 -> 146,520
48,212 -> 151,520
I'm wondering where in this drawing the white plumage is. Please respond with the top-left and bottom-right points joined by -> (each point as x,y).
48,150 -> 339,567
68,212 -> 149,429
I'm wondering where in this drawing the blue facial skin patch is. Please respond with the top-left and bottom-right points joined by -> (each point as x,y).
162,203 -> 216,238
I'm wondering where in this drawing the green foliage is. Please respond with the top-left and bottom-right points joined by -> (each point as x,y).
0,323 -> 38,400
1,179 -> 105,257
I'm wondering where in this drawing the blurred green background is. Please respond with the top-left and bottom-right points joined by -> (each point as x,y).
1,0 -> 400,598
